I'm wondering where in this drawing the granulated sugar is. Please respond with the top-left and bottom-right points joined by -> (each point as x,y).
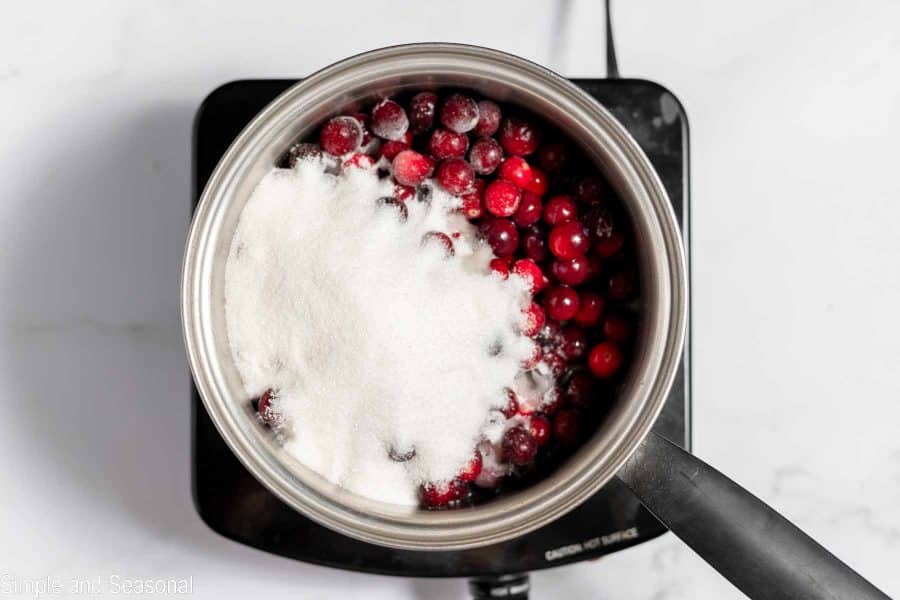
224,158 -> 536,506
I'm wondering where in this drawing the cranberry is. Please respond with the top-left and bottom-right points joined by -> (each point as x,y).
342,153 -> 375,170
484,180 -> 521,217
573,292 -> 605,327
320,116 -> 363,156
370,99 -> 409,141
512,192 -> 542,227
408,92 -> 438,134
501,426 -> 538,465
468,137 -> 504,175
376,196 -> 409,222
392,150 -> 433,186
521,343 -> 542,369
522,302 -> 546,336
585,207 -> 625,257
608,270 -> 635,301
512,259 -> 546,294
474,100 -> 501,136
520,224 -> 548,261
421,231 -> 455,257
490,257 -> 510,278
502,388 -> 519,418
524,167 -> 549,195
553,410 -> 580,445
429,129 -> 469,159
436,158 -> 475,195
380,139 -> 410,160
565,373 -> 596,409
542,351 -> 566,376
528,415 -> 551,446
499,116 -> 540,156
498,156 -> 534,189
440,93 -> 479,133
574,177 -> 607,204
536,319 -> 562,348
393,184 -> 415,202
588,342 -> 624,378
603,312 -> 633,342
421,480 -> 468,508
558,327 -> 588,360
585,254 -> 603,281
537,142 -> 567,173
460,179 -> 485,218
284,142 -> 321,167
543,285 -> 580,321
352,113 -> 374,146
479,218 -> 519,257
458,451 -> 483,482
550,256 -> 590,286
257,389 -> 279,426
549,221 -> 590,260
543,195 -> 578,225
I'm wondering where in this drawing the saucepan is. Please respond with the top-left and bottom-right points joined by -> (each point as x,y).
181,43 -> 888,599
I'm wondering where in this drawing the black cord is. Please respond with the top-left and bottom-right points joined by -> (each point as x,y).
605,0 -> 620,78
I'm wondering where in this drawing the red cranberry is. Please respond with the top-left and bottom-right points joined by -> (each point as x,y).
549,221 -> 590,260
542,350 -> 566,376
512,192 -> 542,227
588,342 -> 624,378
393,184 -> 415,202
421,480 -> 468,508
460,179 -> 485,218
595,230 -> 626,257
408,92 -> 438,134
521,343 -> 542,369
537,142 -> 567,173
574,177 -> 607,204
543,285 -> 580,321
474,100 -> 501,136
524,167 -> 549,195
501,388 -> 519,418
550,256 -> 590,286
565,373 -> 596,409
490,257 -> 510,278
603,312 -> 633,342
553,410 -> 580,445
585,254 -> 603,281
501,426 -> 538,465
320,116 -> 363,156
479,218 -> 519,257
370,99 -> 409,141
440,93 -> 479,133
458,451 -> 483,482
528,415 -> 551,446
436,158 -> 475,195
512,259 -> 546,294
536,319 -> 562,348
429,129 -> 469,159
392,150 -> 433,186
522,302 -> 546,336
257,389 -> 279,426
484,180 -> 521,217
520,225 -> 548,261
380,139 -> 410,160
543,195 -> 578,225
585,207 -> 626,257
498,156 -> 534,189
499,116 -> 540,156
607,270 -> 635,301
558,326 -> 588,360
421,231 -> 455,257
573,292 -> 605,327
468,137 -> 504,175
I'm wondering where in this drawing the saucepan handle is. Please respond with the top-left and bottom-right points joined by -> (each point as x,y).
615,431 -> 891,600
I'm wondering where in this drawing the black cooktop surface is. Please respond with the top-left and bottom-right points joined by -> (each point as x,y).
191,78 -> 691,577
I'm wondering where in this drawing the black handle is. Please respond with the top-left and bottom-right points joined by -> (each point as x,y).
616,432 -> 891,600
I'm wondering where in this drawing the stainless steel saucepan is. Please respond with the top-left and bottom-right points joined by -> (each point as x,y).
181,44 -> 888,600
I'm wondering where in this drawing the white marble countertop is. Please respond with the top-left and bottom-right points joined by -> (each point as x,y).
1,1 -> 898,598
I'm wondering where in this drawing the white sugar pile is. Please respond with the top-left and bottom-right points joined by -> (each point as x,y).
224,157 -> 536,506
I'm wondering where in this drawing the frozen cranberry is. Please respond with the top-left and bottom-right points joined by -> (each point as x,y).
421,480 -> 468,508
501,426 -> 538,465
512,192 -> 542,227
379,139 -> 410,160
429,129 -> 469,159
257,389 -> 279,426
490,257 -> 510,278
588,342 -> 624,378
460,179 -> 485,218
537,142 -> 567,173
468,137 -> 504,175
543,195 -> 578,225
370,99 -> 409,141
376,196 -> 409,222
284,142 -> 321,167
408,92 -> 438,134
352,113 -> 374,146
608,270 -> 635,301
479,218 -> 519,257
549,221 -> 590,260
520,224 -> 548,261
392,150 -> 433,186
537,319 -> 562,348
440,93 -> 479,133
528,415 -> 551,446
512,259 -> 546,294
393,184 -> 415,202
542,350 -> 566,376
521,302 -> 545,337
499,116 -> 540,156
574,177 -> 607,204
501,388 -> 519,418
484,180 -> 521,217
558,327 -> 588,360
524,167 -> 549,195
521,343 -> 542,369
543,285 -> 580,321
320,116 -> 363,156
458,451 -> 483,482
565,373 -> 596,409
421,231 -> 455,257
553,410 -> 580,445
342,153 -> 375,170
550,256 -> 590,286
474,100 -> 501,136
573,292 -> 605,327
498,156 -> 534,189
603,312 -> 633,342
436,158 -> 475,195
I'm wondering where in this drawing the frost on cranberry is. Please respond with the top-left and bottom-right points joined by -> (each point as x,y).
370,99 -> 409,141
342,153 -> 375,170
376,196 -> 409,223
521,301 -> 546,337
421,231 -> 455,257
420,480 -> 469,509
529,415 -> 551,446
256,389 -> 282,427
585,206 -> 626,257
512,258 -> 546,294
501,425 -> 538,466
408,91 -> 438,134
284,142 -> 321,168
469,137 -> 504,175
484,180 -> 521,217
428,128 -> 469,160
436,158 -> 475,195
474,100 -> 501,136
499,116 -> 541,156
458,451 -> 483,482
440,93 -> 479,133
319,116 -> 363,156
392,150 -> 433,186
489,257 -> 510,278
